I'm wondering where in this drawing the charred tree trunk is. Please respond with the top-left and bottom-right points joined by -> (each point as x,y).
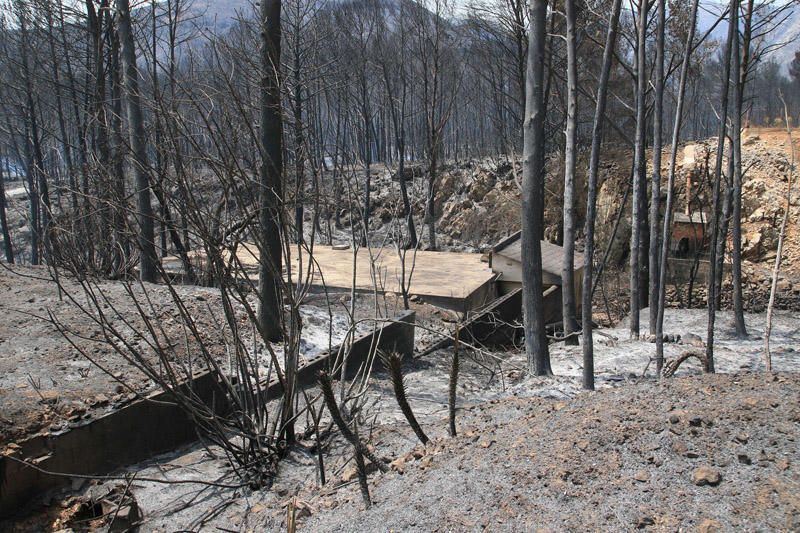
656,0 -> 700,373
0,154 -> 13,263
90,0 -> 113,270
649,0 -> 666,336
292,19 -> 305,245
714,149 -> 734,313
361,80 -> 371,248
23,127 -> 39,265
730,2 -> 747,338
706,0 -> 737,374
378,17 -> 416,248
58,0 -> 88,212
425,141 -> 438,250
522,0 -> 551,376
18,6 -> 49,265
397,130 -> 416,248
109,28 -> 129,270
561,0 -> 579,345
116,0 -> 159,282
582,0 -> 623,390
257,0 -> 285,342
332,91 -> 343,230
629,0 -> 649,339
44,3 -> 77,212
151,1 -> 168,259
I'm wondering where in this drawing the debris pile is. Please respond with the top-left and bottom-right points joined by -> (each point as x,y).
53,483 -> 140,532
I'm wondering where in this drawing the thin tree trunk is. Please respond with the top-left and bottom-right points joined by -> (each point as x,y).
17,7 -> 48,265
152,0 -> 169,259
0,153 -> 13,263
561,0 -> 579,345
730,3 -> 747,337
582,0 -> 623,391
714,148 -> 734,312
30,107 -> 51,265
379,20 -> 416,248
23,129 -> 39,265
293,21 -> 305,245
629,0 -> 649,339
331,90 -> 343,230
656,0 -> 700,373
426,143 -> 438,250
764,95 -> 794,372
706,0 -> 737,374
58,0 -> 88,212
44,3 -> 77,212
649,0 -> 666,336
110,28 -> 129,269
116,0 -> 159,282
361,82 -> 371,248
91,0 -> 114,270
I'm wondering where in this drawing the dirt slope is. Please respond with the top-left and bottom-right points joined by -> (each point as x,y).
301,373 -> 800,532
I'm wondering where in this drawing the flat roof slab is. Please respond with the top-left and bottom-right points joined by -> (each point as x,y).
164,245 -> 497,309
289,246 -> 495,300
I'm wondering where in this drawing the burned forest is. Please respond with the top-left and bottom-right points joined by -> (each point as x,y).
1,0 -> 800,530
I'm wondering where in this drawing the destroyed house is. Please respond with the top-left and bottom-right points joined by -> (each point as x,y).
489,232 -> 584,324
671,212 -> 709,257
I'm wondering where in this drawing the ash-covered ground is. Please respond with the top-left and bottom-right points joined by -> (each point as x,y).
9,307 -> 797,532
0,265 -> 374,446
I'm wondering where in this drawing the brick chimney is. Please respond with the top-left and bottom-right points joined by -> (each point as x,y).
686,171 -> 692,215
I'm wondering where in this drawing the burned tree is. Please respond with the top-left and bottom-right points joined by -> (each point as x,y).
629,0 -> 649,339
649,0 -> 666,337
257,0 -> 285,344
561,0 -> 579,345
522,0 -> 551,376
115,0 -> 159,282
706,0 -> 738,374
582,0 -> 623,391
656,0 -> 700,373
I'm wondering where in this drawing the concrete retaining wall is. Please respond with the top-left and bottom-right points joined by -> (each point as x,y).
0,312 -> 415,518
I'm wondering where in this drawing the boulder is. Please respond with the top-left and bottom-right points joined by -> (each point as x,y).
743,226 -> 778,260
682,333 -> 704,347
692,466 -> 722,486
698,518 -> 723,533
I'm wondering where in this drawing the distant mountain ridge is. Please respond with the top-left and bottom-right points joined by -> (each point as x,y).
177,0 -> 800,74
